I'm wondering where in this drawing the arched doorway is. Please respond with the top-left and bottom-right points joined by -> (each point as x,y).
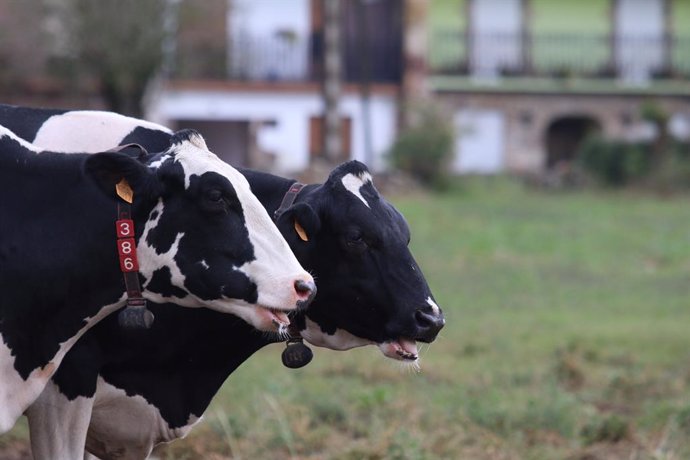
545,116 -> 601,169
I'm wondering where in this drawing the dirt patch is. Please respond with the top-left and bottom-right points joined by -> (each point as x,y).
566,440 -> 654,460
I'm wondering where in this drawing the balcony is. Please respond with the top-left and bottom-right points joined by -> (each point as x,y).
431,31 -> 690,84
173,32 -> 402,85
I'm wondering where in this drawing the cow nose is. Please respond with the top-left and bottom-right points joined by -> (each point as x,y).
413,308 -> 445,342
294,279 -> 317,310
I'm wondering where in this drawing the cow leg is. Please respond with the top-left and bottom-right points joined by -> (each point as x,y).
26,381 -> 94,460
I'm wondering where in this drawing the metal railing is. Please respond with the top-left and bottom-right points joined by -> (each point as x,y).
430,31 -> 690,81
173,32 -> 402,84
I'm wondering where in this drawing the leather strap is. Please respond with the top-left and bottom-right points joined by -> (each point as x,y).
107,143 -> 148,160
115,202 -> 153,328
273,182 -> 305,220
274,183 -> 313,367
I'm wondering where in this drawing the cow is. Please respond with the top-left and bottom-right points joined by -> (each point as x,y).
0,105 -> 445,459
0,124 -> 315,436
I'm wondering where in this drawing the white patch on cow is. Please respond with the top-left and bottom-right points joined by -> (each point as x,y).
0,299 -> 122,434
341,172 -> 373,208
149,153 -> 172,169
0,126 -> 42,153
137,204 -> 197,307
426,297 -> 440,315
168,137 -> 314,327
32,111 -> 173,153
199,260 -> 209,269
300,318 -> 372,351
84,378 -> 202,459
25,381 -> 94,460
300,318 -> 424,364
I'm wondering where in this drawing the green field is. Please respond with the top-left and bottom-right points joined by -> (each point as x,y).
3,179 -> 690,459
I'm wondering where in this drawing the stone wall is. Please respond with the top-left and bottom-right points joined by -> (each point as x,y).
437,91 -> 690,173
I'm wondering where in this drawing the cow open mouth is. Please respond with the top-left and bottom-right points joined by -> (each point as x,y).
258,306 -> 291,328
378,338 -> 418,361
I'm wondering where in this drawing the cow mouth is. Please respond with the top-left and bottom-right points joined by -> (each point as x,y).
378,338 -> 419,361
257,306 -> 291,328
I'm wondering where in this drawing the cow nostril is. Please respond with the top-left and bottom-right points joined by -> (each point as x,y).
415,310 -> 434,329
294,279 -> 317,303
414,309 -> 445,337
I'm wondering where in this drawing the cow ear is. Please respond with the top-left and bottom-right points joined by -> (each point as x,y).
84,152 -> 160,203
282,202 -> 320,242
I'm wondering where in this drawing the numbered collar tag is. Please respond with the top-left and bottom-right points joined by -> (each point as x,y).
114,202 -> 154,329
116,178 -> 134,204
115,218 -> 139,272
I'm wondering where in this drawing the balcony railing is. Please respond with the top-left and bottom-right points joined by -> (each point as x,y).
430,31 -> 690,81
173,32 -> 402,84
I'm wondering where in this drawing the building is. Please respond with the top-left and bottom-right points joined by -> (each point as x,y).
1,0 -> 687,175
146,0 -> 421,175
429,0 -> 690,174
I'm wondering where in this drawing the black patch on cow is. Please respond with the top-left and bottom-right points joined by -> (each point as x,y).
0,103 -> 68,142
146,267 -> 188,299
360,181 -> 380,205
327,160 -> 370,180
170,129 -> 203,147
50,333 -> 102,400
0,135 -> 129,379
223,274 -> 258,304
121,127 -> 172,154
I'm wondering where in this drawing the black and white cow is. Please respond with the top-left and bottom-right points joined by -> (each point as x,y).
0,105 -> 445,459
0,124 -> 315,436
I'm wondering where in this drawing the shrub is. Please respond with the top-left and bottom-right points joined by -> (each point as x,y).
577,136 -> 690,190
576,135 -> 651,186
389,102 -> 454,190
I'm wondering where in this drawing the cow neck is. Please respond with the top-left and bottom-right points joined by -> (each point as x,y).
273,181 -> 313,369
115,202 -> 154,329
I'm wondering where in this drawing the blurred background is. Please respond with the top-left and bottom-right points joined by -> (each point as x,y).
1,0 -> 689,459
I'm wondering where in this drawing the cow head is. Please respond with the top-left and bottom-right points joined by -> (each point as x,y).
275,161 -> 444,362
86,130 -> 316,333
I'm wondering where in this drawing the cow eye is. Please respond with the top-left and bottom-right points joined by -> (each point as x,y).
345,230 -> 368,251
203,189 -> 233,214
349,234 -> 363,244
206,189 -> 223,203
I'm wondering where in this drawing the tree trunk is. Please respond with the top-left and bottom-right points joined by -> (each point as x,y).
322,0 -> 341,163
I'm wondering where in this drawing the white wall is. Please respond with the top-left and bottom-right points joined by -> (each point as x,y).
148,88 -> 397,174
453,109 -> 506,173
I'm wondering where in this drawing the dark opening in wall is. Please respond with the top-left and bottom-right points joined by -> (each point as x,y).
545,116 -> 601,169
175,119 -> 250,167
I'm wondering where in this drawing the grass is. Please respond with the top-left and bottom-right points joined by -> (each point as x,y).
4,177 -> 690,459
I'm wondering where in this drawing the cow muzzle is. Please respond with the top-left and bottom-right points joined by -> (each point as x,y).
294,279 -> 317,310
412,308 -> 445,343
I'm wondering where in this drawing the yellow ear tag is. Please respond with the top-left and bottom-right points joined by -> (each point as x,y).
294,220 -> 309,242
115,178 -> 134,204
